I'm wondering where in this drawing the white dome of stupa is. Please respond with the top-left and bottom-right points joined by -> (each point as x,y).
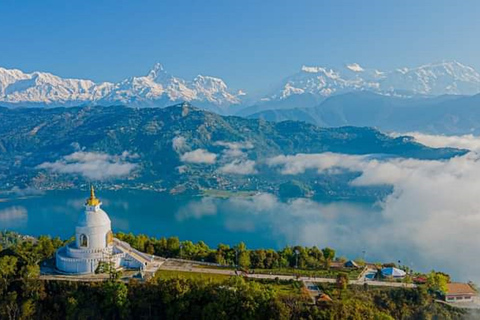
74,186 -> 113,251
77,207 -> 111,228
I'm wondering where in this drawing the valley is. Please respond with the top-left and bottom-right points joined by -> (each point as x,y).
0,103 -> 465,199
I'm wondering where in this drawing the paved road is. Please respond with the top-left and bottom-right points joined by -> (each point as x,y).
158,261 -> 416,288
114,239 -> 165,273
40,252 -> 415,289
40,273 -> 110,282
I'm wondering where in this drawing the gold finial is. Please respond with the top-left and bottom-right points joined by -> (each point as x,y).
86,185 -> 100,206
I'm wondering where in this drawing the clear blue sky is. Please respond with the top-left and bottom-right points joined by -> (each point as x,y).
1,0 -> 479,93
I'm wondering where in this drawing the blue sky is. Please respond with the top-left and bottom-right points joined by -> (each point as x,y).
1,0 -> 479,93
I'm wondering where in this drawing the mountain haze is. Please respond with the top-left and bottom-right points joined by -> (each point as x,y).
249,92 -> 480,134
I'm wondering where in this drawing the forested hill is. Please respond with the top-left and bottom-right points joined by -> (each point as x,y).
0,231 -> 471,319
0,104 -> 466,194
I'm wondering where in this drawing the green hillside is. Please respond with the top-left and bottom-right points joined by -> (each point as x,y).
0,103 -> 466,198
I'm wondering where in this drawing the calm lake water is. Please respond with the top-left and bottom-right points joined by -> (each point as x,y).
0,190 -> 290,249
1,189 -> 471,281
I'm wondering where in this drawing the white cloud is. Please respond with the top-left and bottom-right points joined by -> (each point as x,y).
179,148 -> 480,282
271,152 -> 480,281
180,149 -> 217,164
172,136 -> 187,153
178,193 -> 374,255
63,152 -> 110,162
213,141 -> 257,175
0,206 -> 28,227
267,153 -> 366,175
218,160 -> 257,175
37,151 -> 137,180
215,141 -> 254,160
176,165 -> 188,174
214,141 -> 254,150
175,197 -> 218,221
10,186 -> 44,196
394,132 -> 480,152
350,153 -> 480,282
175,139 -> 254,170
228,193 -> 281,212
173,136 -> 217,165
70,142 -> 82,151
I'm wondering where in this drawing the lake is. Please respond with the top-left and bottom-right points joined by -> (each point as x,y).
1,189 -> 466,281
0,189 -> 306,249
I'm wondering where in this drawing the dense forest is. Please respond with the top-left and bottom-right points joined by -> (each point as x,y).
0,231 -> 475,319
115,232 -> 339,271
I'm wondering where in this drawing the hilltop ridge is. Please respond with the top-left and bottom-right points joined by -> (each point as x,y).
0,104 -> 465,198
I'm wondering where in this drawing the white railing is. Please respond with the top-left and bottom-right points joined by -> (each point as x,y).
113,238 -> 153,263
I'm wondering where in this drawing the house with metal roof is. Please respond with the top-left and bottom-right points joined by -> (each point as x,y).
381,267 -> 406,278
344,260 -> 360,268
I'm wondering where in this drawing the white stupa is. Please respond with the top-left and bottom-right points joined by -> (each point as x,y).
56,186 -> 152,274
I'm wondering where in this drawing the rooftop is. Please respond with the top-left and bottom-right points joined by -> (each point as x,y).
317,294 -> 333,302
446,283 -> 477,296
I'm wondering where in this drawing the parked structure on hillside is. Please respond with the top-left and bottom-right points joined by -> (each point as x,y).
344,260 -> 360,268
381,267 -> 406,278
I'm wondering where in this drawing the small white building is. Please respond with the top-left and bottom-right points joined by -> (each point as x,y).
56,187 -> 151,274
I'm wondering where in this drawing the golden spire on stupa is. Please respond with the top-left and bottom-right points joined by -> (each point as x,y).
86,185 -> 100,206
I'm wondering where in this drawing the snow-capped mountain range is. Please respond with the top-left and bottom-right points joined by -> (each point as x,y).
266,61 -> 480,102
1,61 -> 480,111
0,63 -> 243,110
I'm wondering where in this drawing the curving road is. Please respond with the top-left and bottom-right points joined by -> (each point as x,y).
158,261 -> 416,288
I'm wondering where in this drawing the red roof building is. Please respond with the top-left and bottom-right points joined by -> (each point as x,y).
445,283 -> 477,303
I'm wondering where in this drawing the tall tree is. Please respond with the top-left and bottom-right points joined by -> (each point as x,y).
322,247 -> 336,269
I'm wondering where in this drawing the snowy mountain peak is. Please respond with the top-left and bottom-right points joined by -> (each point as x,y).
193,75 -> 227,88
396,67 -> 409,74
0,64 -> 243,110
267,61 -> 480,100
301,65 -> 323,73
411,61 -> 480,82
147,62 -> 166,79
2,60 -> 480,111
346,63 -> 364,72
300,66 -> 341,80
